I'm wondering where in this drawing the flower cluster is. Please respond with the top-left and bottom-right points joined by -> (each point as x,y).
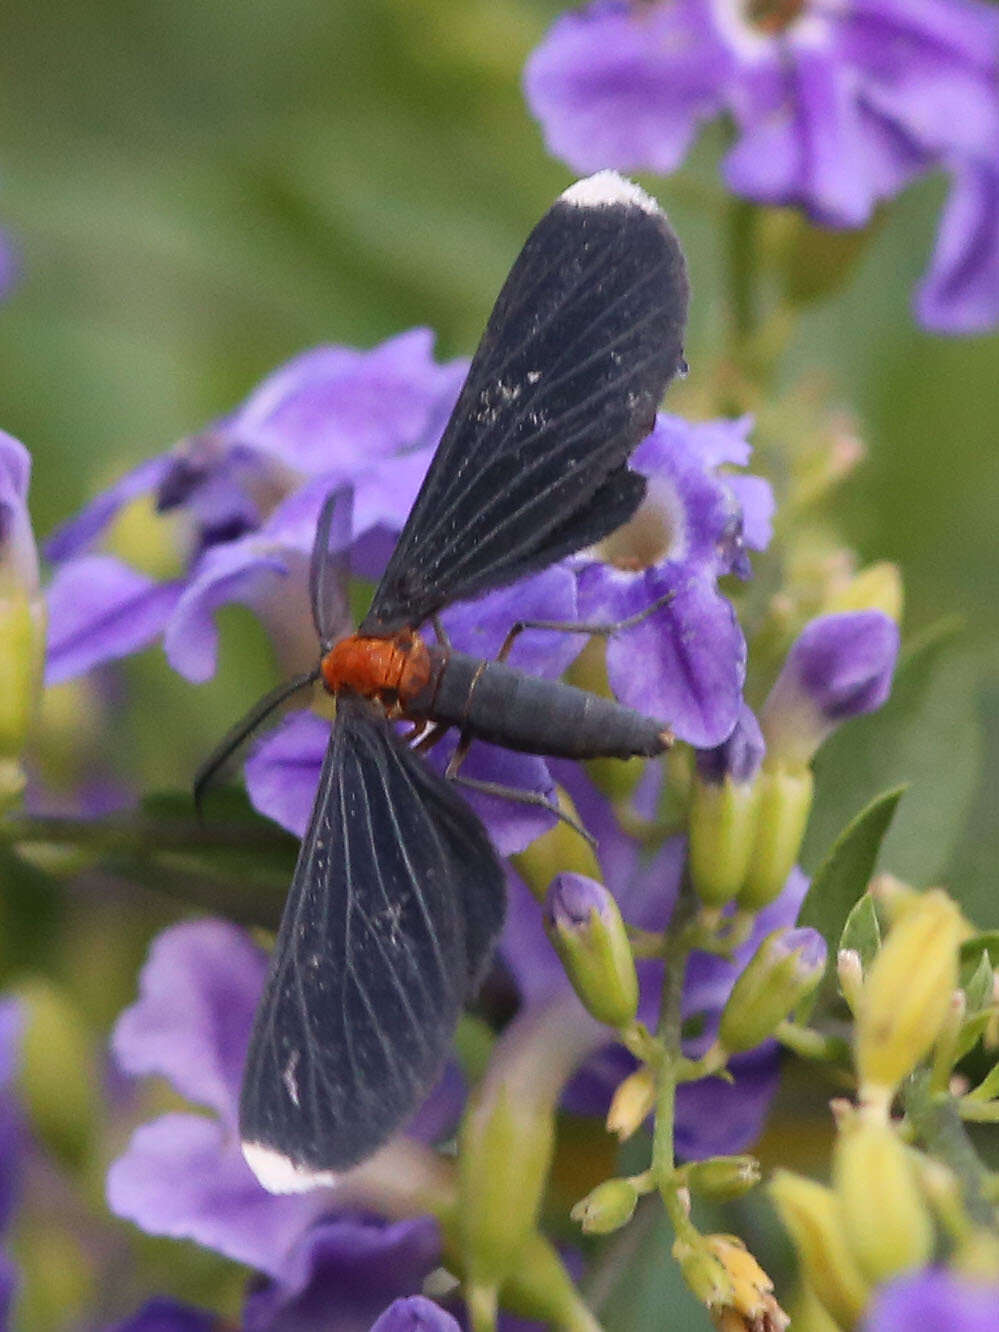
525,0 -> 999,333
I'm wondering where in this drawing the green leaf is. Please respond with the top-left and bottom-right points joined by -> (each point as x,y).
798,786 -> 905,1018
802,621 -> 984,890
966,1062 -> 999,1104
963,952 -> 994,1016
584,1204 -> 713,1332
956,1012 -> 995,1063
961,933 -> 999,973
838,892 -> 881,969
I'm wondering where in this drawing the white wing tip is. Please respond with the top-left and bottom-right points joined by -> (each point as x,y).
559,171 -> 660,215
242,1140 -> 340,1194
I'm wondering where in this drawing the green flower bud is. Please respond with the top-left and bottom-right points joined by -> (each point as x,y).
685,1155 -> 761,1201
512,795 -> 601,901
856,889 -> 965,1098
769,1170 -> 870,1329
690,706 -> 765,907
543,874 -> 638,1029
739,764 -> 814,911
719,928 -> 827,1054
833,1116 -> 934,1284
0,435 -> 45,805
570,1178 -> 638,1235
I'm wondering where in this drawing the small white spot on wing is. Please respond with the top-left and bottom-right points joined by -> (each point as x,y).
242,1140 -> 340,1194
282,1049 -> 301,1108
559,170 -> 661,216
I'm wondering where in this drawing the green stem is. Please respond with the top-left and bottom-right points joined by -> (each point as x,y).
651,881 -> 700,1245
776,1020 -> 852,1064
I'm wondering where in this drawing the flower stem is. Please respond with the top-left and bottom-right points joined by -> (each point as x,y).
651,881 -> 700,1246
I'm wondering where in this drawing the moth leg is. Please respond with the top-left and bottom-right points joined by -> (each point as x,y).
446,737 -> 595,848
411,721 -> 449,753
496,590 -> 675,662
431,614 -> 452,651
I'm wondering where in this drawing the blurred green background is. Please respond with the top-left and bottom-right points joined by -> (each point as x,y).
0,1 -> 997,1327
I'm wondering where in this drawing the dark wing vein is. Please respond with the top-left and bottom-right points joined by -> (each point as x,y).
239,694 -> 504,1175
362,187 -> 688,634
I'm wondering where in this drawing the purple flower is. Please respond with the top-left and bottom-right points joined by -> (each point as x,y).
0,431 -> 40,601
862,1268 -> 999,1331
0,999 -> 23,1327
370,1298 -> 461,1332
526,0 -> 999,332
575,413 -> 772,747
110,1290 -> 464,1332
695,702 -> 765,786
43,331 -> 468,685
761,610 -> 899,767
502,762 -> 808,1158
917,160 -> 999,334
107,921 -> 453,1327
107,1300 -> 218,1332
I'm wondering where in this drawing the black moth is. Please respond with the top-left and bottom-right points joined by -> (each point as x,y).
203,171 -> 689,1191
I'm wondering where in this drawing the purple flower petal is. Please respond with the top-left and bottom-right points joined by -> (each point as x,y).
106,1112 -> 331,1278
107,1298 -> 217,1332
247,708 -> 555,856
675,1046 -> 781,1159
917,161 -> 999,335
725,474 -> 775,554
861,1268 -> 999,1332
841,0 -> 999,162
245,710 -> 330,839
583,566 -> 746,748
370,1297 -> 462,1332
696,703 -> 765,786
44,456 -> 172,562
112,921 -> 267,1126
164,540 -> 302,683
762,610 -> 899,764
524,0 -> 730,175
0,431 -> 39,597
439,566 -> 582,680
725,42 -> 883,227
223,330 -> 467,476
423,734 -> 557,856
242,1215 -> 441,1332
0,432 -> 30,504
44,556 -> 183,685
0,1253 -> 17,1329
0,1000 -> 23,1236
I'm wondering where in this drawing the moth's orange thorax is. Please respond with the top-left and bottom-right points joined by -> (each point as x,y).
320,631 -> 432,709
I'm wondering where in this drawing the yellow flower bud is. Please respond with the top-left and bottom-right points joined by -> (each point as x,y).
606,1065 -> 656,1142
570,1178 -> 638,1235
769,1171 -> 870,1329
855,889 -> 966,1096
740,764 -> 814,911
833,1117 -> 934,1283
824,561 -> 904,622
